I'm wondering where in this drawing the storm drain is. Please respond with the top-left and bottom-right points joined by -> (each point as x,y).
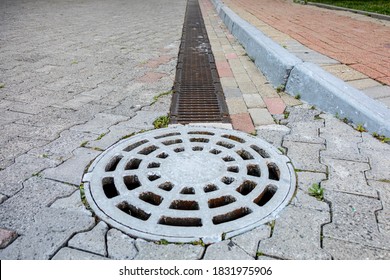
170,0 -> 229,124
83,126 -> 296,243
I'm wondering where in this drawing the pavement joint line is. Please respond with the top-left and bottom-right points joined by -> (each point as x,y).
210,0 -> 390,137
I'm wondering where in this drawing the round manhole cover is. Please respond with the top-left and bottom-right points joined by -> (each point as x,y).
83,126 -> 296,243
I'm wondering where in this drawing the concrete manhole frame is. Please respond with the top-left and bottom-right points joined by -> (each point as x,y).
83,126 -> 296,243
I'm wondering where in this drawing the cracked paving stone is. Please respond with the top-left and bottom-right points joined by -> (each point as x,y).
28,130 -> 97,164
43,147 -> 101,186
321,157 -> 377,198
323,238 -> 390,260
135,239 -> 205,260
258,205 -> 331,260
52,247 -> 109,260
284,120 -> 325,144
107,229 -> 137,260
284,105 -> 321,123
255,124 -> 290,148
323,191 -> 390,250
0,177 -> 76,233
203,240 -> 254,260
50,190 -> 91,214
70,113 -> 129,135
361,149 -> 390,181
0,208 -> 94,259
283,141 -> 326,172
231,225 -> 271,258
68,221 -> 108,257
0,154 -> 57,197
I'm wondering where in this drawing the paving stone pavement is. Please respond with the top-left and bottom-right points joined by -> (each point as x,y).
1,0 -> 390,260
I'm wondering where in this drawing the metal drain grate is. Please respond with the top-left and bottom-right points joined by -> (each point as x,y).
83,126 -> 296,243
170,0 -> 229,124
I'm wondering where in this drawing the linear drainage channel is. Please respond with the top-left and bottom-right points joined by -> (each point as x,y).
170,0 -> 230,124
83,126 -> 296,243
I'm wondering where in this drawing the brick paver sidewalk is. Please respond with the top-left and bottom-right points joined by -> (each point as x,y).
224,0 -> 390,85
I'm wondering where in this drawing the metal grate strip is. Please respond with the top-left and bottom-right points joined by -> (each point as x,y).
170,0 -> 230,124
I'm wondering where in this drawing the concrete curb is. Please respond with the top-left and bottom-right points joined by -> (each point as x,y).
210,0 -> 390,137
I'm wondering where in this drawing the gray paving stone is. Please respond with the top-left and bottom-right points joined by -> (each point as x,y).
0,177 -> 76,233
284,105 -> 320,123
368,180 -> 390,234
258,206 -> 331,259
68,221 -> 108,256
203,240 -> 254,260
0,208 -> 94,259
106,229 -> 138,260
43,148 -> 101,186
224,87 -> 243,98
291,172 -> 329,212
323,191 -> 390,250
256,124 -> 290,148
135,239 -> 205,260
361,149 -> 390,181
70,113 -> 129,135
231,225 -> 271,257
242,93 -> 266,108
320,114 -> 367,162
52,247 -> 109,260
28,130 -> 97,164
323,238 -> 390,260
321,157 -> 377,197
124,110 -> 169,131
226,97 -> 248,114
0,154 -> 57,197
284,120 -> 325,144
363,85 -> 390,100
283,141 -> 326,172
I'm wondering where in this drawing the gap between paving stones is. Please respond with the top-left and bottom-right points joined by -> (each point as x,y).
210,0 -> 390,137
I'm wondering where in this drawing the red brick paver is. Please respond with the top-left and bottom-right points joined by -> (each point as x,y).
230,113 -> 256,133
225,0 -> 390,85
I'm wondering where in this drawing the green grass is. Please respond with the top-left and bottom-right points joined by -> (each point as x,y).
310,0 -> 390,15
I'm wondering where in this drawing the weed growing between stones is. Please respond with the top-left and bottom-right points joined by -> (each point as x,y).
153,115 -> 170,129
151,90 -> 173,105
308,183 -> 324,201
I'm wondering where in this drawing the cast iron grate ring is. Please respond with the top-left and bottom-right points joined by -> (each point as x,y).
83,126 -> 296,243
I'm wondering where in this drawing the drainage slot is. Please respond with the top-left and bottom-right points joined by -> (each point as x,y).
123,175 -> 141,190
247,164 -> 261,177
102,177 -> 119,198
208,195 -> 236,209
147,173 -> 161,182
147,162 -> 161,168
222,156 -> 235,162
192,146 -> 204,151
159,216 -> 202,227
125,158 -> 142,170
237,149 -> 254,160
204,184 -> 218,193
251,145 -> 270,158
212,207 -> 252,225
188,131 -> 215,136
139,192 -> 163,206
181,187 -> 195,194
117,201 -> 150,221
221,177 -> 235,185
154,132 -> 181,139
105,155 -> 123,172
254,185 -> 277,206
236,180 -> 257,195
158,182 -> 174,191
190,138 -> 209,143
209,149 -> 221,155
268,163 -> 280,181
162,139 -> 183,146
138,145 -> 159,155
222,134 -> 245,143
227,166 -> 239,173
174,147 -> 185,153
170,200 -> 199,210
156,152 -> 169,159
123,140 -> 148,152
217,141 -> 235,149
